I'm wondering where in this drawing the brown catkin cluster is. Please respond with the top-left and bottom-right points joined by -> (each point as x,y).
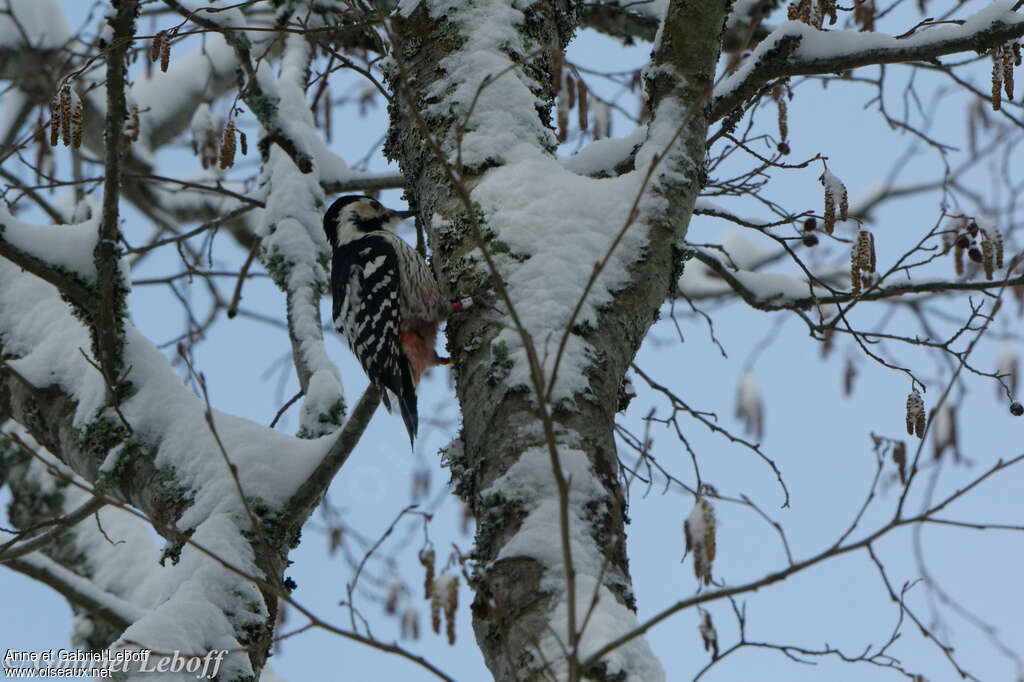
552,45 -> 568,143
820,169 -> 848,235
428,573 -> 459,645
945,216 -> 1003,280
49,93 -> 59,146
49,82 -> 83,149
400,606 -> 419,640
557,79 -> 569,143
786,0 -> 834,27
982,239 -> 995,279
327,526 -> 343,555
787,0 -> 812,24
906,389 -> 925,439
445,575 -> 458,645
122,104 -> 140,147
892,441 -> 907,484
591,100 -> 611,140
772,84 -> 788,145
385,580 -> 402,615
191,105 -> 221,170
698,608 -> 719,659
150,30 -> 162,62
429,585 -> 441,635
219,120 -> 236,170
684,498 -> 717,586
550,43 -> 562,98
991,42 -> 1021,111
553,57 -> 591,144
992,52 -> 1003,111
418,547 -> 435,600
854,0 -> 875,30
577,79 -> 589,133
201,127 -> 218,168
818,0 -> 837,25
850,229 -> 876,295
1004,46 -> 1015,100
71,97 -> 83,149
59,85 -> 71,146
151,30 -> 171,72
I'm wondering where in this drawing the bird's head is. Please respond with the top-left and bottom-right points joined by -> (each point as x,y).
322,195 -> 413,247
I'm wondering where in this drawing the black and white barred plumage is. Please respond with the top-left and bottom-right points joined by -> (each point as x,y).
323,195 -> 447,444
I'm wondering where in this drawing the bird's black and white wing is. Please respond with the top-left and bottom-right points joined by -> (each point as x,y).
331,234 -> 418,441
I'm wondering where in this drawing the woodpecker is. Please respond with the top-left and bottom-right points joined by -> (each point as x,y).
323,195 -> 448,445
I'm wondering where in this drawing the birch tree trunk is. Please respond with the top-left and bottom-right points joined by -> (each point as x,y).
386,0 -> 726,676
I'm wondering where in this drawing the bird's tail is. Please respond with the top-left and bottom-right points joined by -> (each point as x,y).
378,382 -> 393,412
397,364 -> 418,447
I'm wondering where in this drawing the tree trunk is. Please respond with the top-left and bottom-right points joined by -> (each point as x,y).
386,0 -> 727,677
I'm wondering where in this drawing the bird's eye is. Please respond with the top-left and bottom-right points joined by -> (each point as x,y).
371,201 -> 382,211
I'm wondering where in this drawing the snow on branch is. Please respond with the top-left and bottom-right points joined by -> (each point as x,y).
6,555 -> 143,631
578,2 -> 661,43
0,206 -> 98,305
158,4 -> 384,434
678,243 -> 1024,310
0,436 -> 152,642
0,255 -> 341,671
560,124 -> 647,177
410,0 -> 556,167
712,0 -> 1024,121
484,446 -> 665,680
0,496 -> 105,564
0,0 -> 70,51
254,32 -> 344,436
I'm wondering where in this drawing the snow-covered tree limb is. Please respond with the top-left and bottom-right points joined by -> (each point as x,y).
711,2 -> 1024,121
6,555 -> 139,633
681,245 -> 1024,310
0,495 -> 105,562
0,254 -> 331,676
0,428 -> 150,648
578,3 -> 660,43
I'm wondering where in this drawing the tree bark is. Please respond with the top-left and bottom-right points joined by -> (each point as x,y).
386,0 -> 728,677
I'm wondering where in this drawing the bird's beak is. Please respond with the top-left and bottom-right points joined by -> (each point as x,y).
392,209 -> 415,220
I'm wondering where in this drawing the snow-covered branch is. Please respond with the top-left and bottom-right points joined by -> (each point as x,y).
712,1 -> 1024,121
6,555 -> 141,632
578,2 -> 660,43
0,215 -> 95,308
682,245 -> 1024,310
0,254 -> 342,675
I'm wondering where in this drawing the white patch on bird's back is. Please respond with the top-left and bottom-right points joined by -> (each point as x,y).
362,254 -> 388,277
